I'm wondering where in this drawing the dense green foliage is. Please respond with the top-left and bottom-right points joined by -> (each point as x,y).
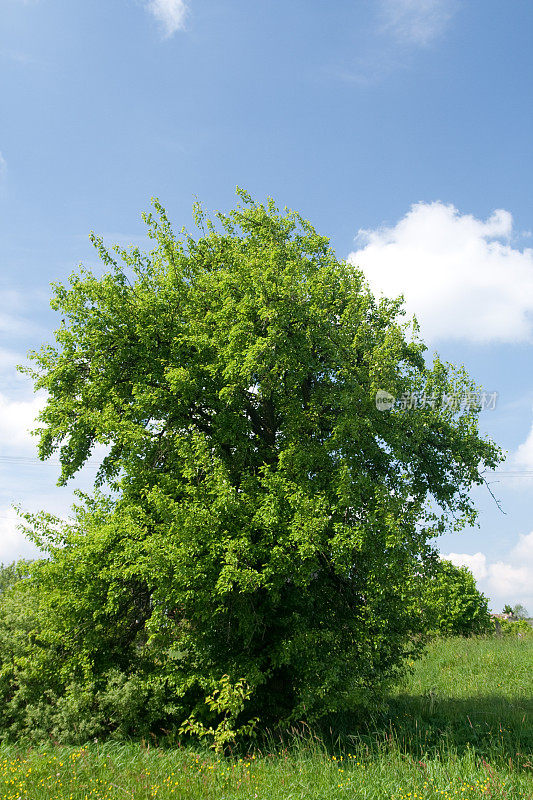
1,191 -> 501,742
419,560 -> 492,636
0,561 -> 32,595
0,636 -> 531,798
499,618 -> 533,637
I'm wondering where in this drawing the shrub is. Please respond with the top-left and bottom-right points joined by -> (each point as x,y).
420,560 -> 492,637
499,618 -> 533,638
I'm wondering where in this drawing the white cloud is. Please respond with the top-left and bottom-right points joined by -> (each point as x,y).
379,0 -> 457,46
512,530 -> 533,564
0,293 -> 102,567
145,0 -> 188,37
0,392 -> 45,455
348,202 -> 533,343
0,152 -> 6,180
513,424 -> 533,470
488,561 -> 530,599
497,422 -> 533,484
0,507 -> 42,565
445,551 -> 487,581
444,531 -> 533,612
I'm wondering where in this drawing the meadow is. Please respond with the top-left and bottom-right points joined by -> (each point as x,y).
0,636 -> 531,800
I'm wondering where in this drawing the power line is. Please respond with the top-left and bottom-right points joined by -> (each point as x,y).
1,455 -> 533,477
486,471 -> 533,477
0,455 -> 99,468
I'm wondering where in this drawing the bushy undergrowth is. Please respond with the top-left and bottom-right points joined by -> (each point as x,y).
0,636 -> 531,799
0,553 -> 517,748
0,636 -> 533,800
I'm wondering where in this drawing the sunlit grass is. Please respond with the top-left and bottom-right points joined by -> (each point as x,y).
0,740 -> 531,800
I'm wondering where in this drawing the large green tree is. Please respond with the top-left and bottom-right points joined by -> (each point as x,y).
8,190 -> 501,740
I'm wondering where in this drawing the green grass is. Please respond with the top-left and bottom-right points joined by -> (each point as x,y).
1,636 -> 531,800
362,635 -> 533,760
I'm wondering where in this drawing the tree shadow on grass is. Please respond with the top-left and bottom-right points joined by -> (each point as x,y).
321,694 -> 533,763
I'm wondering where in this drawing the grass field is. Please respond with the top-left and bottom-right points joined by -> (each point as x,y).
0,636 -> 531,799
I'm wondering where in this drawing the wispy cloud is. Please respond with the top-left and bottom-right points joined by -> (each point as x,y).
333,0 -> 458,85
379,0 -> 457,47
0,152 -> 6,180
145,0 -> 188,38
0,289 -> 46,341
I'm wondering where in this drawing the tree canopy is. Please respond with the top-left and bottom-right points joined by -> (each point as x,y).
3,190 -> 502,743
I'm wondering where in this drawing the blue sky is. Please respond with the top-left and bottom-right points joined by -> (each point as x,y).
1,0 -> 533,611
